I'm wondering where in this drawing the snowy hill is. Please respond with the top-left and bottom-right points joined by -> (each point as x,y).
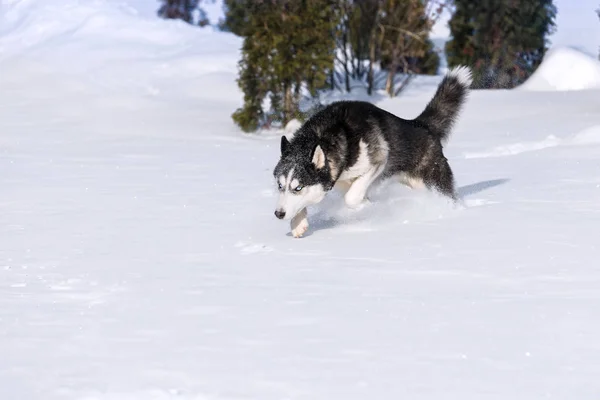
2,1 -> 600,400
521,47 -> 600,91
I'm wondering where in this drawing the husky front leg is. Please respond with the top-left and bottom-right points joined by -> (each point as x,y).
344,165 -> 384,209
291,208 -> 309,238
334,179 -> 353,194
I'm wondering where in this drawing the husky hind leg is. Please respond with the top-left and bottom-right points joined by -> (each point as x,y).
422,157 -> 457,200
397,172 -> 425,190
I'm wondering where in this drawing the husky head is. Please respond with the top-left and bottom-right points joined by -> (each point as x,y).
273,136 -> 331,220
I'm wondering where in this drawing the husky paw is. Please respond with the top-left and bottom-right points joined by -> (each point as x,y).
290,208 -> 309,238
291,219 -> 309,238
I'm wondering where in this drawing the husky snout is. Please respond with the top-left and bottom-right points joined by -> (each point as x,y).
274,210 -> 286,219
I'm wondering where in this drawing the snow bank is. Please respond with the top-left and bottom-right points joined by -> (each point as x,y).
0,0 -> 241,95
521,47 -> 600,91
571,125 -> 600,145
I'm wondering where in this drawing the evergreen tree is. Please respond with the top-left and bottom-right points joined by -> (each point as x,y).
226,0 -> 441,128
348,0 -> 377,77
231,0 -> 338,132
232,37 -> 268,132
334,0 -> 440,95
336,0 -> 354,92
329,0 -> 380,93
362,0 -> 384,95
219,0 -> 250,35
446,0 -> 556,88
419,40 -> 441,75
158,0 -> 209,26
379,0 -> 437,96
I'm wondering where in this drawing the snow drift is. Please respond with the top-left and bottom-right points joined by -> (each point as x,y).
520,47 -> 600,91
0,0 -> 243,138
0,0 -> 241,98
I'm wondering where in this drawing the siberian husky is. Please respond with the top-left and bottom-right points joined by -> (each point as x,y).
273,66 -> 472,237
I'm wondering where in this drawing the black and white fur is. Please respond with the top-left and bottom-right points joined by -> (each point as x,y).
273,66 -> 472,237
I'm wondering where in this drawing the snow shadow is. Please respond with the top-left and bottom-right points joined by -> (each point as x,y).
306,183 -> 461,235
457,179 -> 509,198
303,179 -> 508,235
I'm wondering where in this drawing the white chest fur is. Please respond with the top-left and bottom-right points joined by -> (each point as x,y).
338,140 -> 372,181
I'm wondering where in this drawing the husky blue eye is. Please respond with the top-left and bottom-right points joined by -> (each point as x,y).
295,186 -> 303,191
278,182 -> 283,189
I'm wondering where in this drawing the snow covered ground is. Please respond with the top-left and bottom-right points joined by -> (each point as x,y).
2,1 -> 600,399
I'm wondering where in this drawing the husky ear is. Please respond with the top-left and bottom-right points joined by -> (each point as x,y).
311,145 -> 326,169
280,136 -> 290,156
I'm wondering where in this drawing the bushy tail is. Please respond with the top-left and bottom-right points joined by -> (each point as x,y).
415,66 -> 472,142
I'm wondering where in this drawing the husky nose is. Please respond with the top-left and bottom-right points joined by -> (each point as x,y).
274,210 -> 286,220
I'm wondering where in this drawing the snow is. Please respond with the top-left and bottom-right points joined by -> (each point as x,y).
521,47 -> 600,91
2,1 -> 600,399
